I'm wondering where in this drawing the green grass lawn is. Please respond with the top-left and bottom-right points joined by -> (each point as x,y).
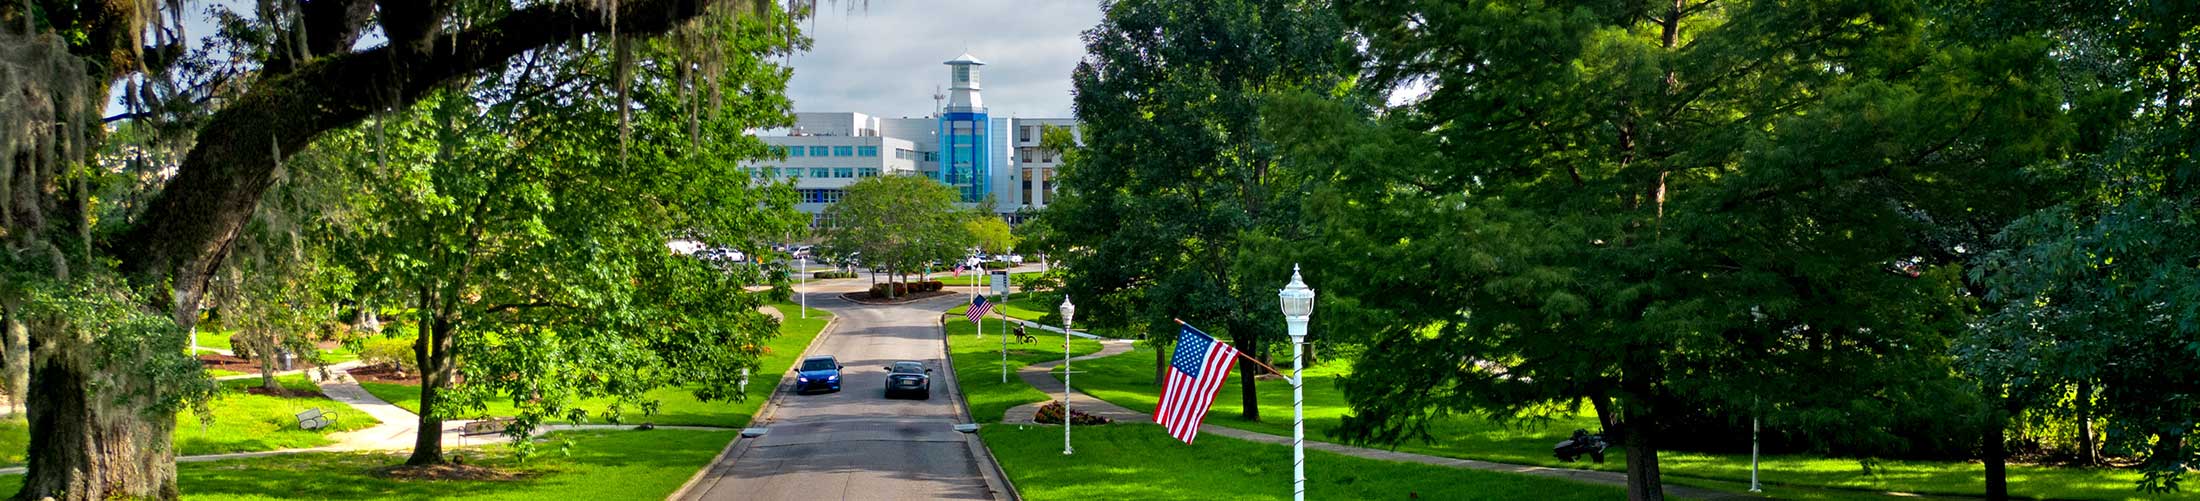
0,429 -> 732,500
0,374 -> 381,467
360,301 -> 831,429
191,328 -> 235,351
981,423 -> 1623,500
942,315 -> 1103,423
1060,344 -> 2162,500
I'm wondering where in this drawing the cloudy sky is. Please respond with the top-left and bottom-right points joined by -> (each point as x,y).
785,1 -> 1104,120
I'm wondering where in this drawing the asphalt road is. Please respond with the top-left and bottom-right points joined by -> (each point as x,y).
682,279 -> 1003,501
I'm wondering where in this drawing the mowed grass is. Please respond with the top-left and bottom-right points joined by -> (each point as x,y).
981,423 -> 1623,500
1062,344 -> 2162,500
940,314 -> 1102,423
0,429 -> 731,500
360,301 -> 831,429
0,374 -> 380,467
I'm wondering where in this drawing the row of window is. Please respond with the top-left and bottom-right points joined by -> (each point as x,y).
1018,147 -> 1057,163
778,145 -> 881,158
747,167 -> 882,179
799,189 -> 844,204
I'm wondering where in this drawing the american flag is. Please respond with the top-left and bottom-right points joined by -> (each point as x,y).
966,295 -> 993,324
1155,323 -> 1240,443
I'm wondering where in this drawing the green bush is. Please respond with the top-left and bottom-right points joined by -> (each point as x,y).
981,261 -> 1011,270
812,270 -> 857,279
357,337 -> 417,372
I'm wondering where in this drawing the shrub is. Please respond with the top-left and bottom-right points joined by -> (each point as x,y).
981,261 -> 1011,270
920,281 -> 946,292
358,337 -> 418,373
1033,401 -> 1112,425
868,283 -> 911,298
812,270 -> 857,279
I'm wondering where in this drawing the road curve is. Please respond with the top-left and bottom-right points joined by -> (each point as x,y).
681,282 -> 1001,501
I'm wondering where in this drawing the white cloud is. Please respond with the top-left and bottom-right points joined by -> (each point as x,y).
788,0 -> 1102,119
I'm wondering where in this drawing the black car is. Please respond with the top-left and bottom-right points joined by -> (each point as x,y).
883,361 -> 931,399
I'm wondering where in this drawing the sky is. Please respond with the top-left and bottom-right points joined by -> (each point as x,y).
785,1 -> 1103,120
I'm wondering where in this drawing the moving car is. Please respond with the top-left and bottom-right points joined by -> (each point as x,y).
795,356 -> 843,393
883,361 -> 931,399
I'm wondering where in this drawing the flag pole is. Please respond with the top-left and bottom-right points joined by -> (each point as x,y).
1173,318 -> 1292,382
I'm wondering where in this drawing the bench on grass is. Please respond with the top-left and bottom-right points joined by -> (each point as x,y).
295,408 -> 337,430
461,417 -> 518,436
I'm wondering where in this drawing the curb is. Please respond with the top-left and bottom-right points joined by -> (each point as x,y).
668,305 -> 841,501
938,314 -> 1024,501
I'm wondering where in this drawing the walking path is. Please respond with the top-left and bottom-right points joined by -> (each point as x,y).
994,340 -> 1763,500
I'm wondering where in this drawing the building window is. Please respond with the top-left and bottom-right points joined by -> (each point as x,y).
922,151 -> 937,162
810,168 -> 830,178
1022,126 -> 1035,141
859,168 -> 879,177
858,146 -> 879,157
788,146 -> 804,157
833,146 -> 855,157
834,167 -> 855,178
1020,148 -> 1033,163
800,189 -> 845,204
809,146 -> 828,156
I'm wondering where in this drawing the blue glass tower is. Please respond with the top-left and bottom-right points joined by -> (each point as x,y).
939,53 -> 990,202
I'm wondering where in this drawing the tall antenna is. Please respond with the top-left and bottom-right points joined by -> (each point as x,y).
933,85 -> 946,116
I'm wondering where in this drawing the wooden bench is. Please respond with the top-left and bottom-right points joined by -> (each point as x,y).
295,408 -> 337,430
461,417 -> 518,436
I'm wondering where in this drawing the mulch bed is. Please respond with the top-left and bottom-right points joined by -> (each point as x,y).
349,363 -> 422,385
376,462 -> 527,482
197,353 -> 263,375
239,385 -> 327,399
838,289 -> 956,305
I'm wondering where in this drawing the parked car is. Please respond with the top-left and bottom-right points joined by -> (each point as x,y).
795,356 -> 843,393
882,361 -> 931,399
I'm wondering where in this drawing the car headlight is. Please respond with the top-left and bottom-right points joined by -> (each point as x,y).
798,377 -> 809,383
827,375 -> 840,381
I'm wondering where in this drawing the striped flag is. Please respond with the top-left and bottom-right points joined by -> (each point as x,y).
1155,322 -> 1240,443
966,295 -> 993,324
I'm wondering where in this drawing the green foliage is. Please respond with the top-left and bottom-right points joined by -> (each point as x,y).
1042,0 -> 1357,419
1248,0 -> 2070,494
966,217 -> 1017,255
278,10 -> 807,461
820,174 -> 975,293
355,337 -> 417,373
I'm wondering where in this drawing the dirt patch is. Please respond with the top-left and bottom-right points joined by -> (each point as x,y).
839,289 -> 955,305
376,462 -> 527,482
349,363 -> 422,385
198,353 -> 262,375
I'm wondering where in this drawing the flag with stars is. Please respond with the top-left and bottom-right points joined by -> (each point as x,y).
1154,322 -> 1240,443
966,294 -> 993,325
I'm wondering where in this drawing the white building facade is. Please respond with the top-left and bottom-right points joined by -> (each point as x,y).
742,53 -> 1077,227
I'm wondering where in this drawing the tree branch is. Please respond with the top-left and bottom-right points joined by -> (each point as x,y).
117,0 -> 754,324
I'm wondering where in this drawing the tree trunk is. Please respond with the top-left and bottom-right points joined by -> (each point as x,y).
406,310 -> 459,465
1,301 -> 27,417
1235,334 -> 1260,421
2076,379 -> 2097,466
1154,337 -> 1167,387
15,325 -> 179,501
1621,415 -> 1664,501
1984,393 -> 2010,501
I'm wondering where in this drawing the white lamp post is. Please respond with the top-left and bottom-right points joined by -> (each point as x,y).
799,256 -> 807,319
1060,296 -> 1076,455
1278,264 -> 1315,501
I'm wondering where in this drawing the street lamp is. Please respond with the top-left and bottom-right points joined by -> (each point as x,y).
1060,296 -> 1076,455
1277,264 -> 1315,501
